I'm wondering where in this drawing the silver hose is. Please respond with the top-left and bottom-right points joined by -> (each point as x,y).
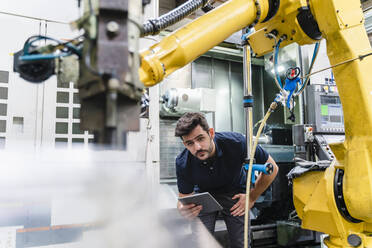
141,0 -> 209,37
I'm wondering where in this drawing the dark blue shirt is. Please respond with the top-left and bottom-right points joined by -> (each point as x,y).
175,132 -> 269,194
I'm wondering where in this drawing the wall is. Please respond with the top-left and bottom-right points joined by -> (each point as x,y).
159,64 -> 192,179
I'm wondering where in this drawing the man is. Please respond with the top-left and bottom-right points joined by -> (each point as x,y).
175,112 -> 278,248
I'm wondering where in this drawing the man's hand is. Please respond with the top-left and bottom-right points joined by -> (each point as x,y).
177,201 -> 203,219
230,193 -> 254,217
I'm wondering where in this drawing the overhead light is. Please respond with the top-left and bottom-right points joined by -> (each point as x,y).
271,65 -> 285,74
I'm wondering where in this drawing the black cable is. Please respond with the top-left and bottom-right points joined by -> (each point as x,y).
201,3 -> 215,13
23,35 -> 82,59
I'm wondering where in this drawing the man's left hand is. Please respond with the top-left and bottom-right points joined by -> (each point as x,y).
230,193 -> 254,216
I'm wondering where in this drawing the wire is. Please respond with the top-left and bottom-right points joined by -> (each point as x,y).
128,18 -> 143,32
299,52 -> 372,80
244,102 -> 278,248
273,39 -> 284,91
141,0 -> 209,37
253,119 -> 265,133
21,35 -> 82,61
0,10 -> 69,24
20,53 -> 72,61
265,33 -> 277,43
294,42 -> 320,96
142,36 -> 160,43
264,32 -> 284,93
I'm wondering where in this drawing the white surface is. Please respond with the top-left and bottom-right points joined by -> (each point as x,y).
0,0 -> 81,23
142,0 -> 161,189
158,184 -> 178,209
307,40 -> 332,84
30,242 -> 82,248
0,226 -> 22,248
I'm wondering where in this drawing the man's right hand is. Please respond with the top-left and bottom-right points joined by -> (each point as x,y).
177,201 -> 203,219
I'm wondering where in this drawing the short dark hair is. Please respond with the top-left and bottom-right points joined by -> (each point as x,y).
175,112 -> 210,138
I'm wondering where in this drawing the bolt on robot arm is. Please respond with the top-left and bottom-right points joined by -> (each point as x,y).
140,0 -> 372,247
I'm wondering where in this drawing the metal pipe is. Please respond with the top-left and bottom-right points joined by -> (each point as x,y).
229,61 -> 234,131
243,46 -> 253,161
243,45 -> 254,248
297,44 -> 305,124
211,58 -> 216,128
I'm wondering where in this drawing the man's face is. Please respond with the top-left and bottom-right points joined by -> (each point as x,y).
182,125 -> 215,161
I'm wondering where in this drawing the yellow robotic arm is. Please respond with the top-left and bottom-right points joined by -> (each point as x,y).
139,0 -> 269,87
139,0 -> 319,87
292,1 -> 372,247
139,0 -> 372,247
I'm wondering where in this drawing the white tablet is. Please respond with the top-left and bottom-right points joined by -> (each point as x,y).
178,192 -> 223,214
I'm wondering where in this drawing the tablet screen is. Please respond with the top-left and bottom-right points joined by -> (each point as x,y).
178,192 -> 223,214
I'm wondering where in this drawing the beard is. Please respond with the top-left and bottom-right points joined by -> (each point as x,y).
194,138 -> 214,160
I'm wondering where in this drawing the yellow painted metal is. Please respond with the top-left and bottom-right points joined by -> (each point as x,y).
247,0 -> 317,56
292,0 -> 372,247
292,164 -> 371,247
311,0 -> 372,223
139,0 -> 269,87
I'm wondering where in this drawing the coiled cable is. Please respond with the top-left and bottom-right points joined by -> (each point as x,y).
141,0 -> 209,37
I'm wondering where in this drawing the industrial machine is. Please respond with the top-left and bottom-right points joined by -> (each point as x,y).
160,88 -> 216,117
14,0 -> 149,148
139,0 -> 372,246
12,0 -> 372,247
293,84 -> 345,161
306,84 -> 345,160
307,84 -> 344,134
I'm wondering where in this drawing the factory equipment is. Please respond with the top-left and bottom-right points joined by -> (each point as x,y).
140,0 -> 372,246
11,0 -> 372,247
161,88 -> 216,117
293,84 -> 345,161
290,105 -> 344,247
12,0 -> 147,148
306,84 -> 344,134
12,0 -> 215,148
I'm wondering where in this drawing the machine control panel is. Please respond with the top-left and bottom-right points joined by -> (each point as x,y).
306,84 -> 345,134
314,134 -> 345,161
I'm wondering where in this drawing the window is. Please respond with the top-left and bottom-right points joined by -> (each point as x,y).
54,82 -> 94,148
56,107 -> 68,119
